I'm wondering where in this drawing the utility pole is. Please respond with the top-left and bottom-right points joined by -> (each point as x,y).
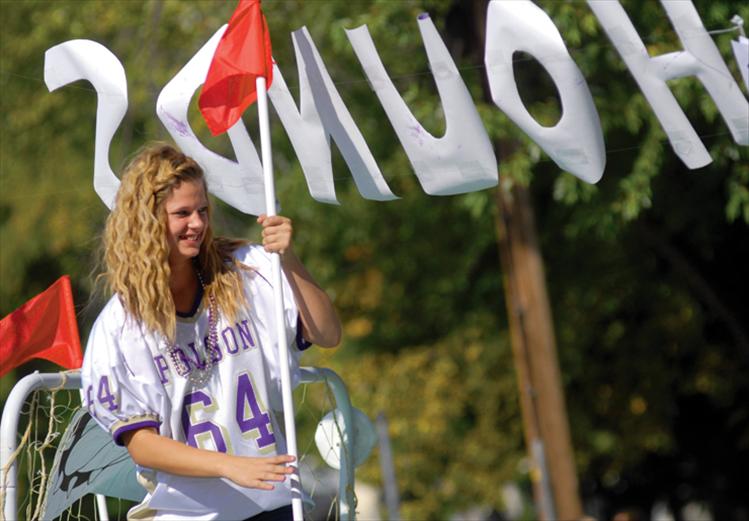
445,1 -> 583,517
460,1 -> 584,516
494,184 -> 582,520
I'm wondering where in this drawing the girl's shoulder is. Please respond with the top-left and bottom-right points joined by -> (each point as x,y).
94,294 -> 127,329
91,294 -> 147,340
230,244 -> 277,293
231,242 -> 269,265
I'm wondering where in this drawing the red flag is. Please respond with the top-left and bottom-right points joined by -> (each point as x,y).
0,276 -> 83,377
199,0 -> 273,136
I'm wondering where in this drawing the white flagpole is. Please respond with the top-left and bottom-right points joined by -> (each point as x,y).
256,75 -> 304,521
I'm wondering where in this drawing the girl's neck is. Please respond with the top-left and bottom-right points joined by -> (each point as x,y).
169,258 -> 199,314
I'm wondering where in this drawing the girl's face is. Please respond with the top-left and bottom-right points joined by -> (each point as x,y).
164,180 -> 209,267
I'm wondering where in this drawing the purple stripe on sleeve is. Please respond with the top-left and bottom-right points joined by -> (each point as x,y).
112,420 -> 160,446
296,317 -> 312,351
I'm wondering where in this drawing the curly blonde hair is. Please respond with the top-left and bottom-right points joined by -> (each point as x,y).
102,143 -> 248,342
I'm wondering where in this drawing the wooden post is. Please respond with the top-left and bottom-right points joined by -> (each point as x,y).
452,1 -> 583,515
494,183 -> 582,520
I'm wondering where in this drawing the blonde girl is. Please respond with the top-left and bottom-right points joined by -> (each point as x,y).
82,143 -> 340,521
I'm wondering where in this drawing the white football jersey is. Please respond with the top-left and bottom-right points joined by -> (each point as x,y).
82,244 -> 308,520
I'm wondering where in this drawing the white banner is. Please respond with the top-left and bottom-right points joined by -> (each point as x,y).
45,1 -> 749,212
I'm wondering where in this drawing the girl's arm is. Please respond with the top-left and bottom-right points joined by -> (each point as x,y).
122,427 -> 295,490
258,214 -> 342,348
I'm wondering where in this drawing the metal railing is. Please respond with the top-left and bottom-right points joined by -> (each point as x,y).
1,367 -> 357,521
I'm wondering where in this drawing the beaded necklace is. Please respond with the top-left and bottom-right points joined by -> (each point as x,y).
166,267 -> 219,386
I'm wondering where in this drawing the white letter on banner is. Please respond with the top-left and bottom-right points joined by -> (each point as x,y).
157,25 -> 265,216
732,35 -> 749,93
44,40 -> 127,209
588,1 -> 749,169
485,0 -> 605,183
267,46 -> 336,203
346,14 -> 498,195
290,27 -> 397,201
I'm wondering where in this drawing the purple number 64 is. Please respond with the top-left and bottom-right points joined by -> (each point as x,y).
182,372 -> 275,452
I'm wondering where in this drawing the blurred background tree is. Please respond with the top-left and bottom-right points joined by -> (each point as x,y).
1,0 -> 747,519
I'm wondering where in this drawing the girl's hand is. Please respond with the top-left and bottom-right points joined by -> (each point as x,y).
220,454 -> 296,490
257,214 -> 293,255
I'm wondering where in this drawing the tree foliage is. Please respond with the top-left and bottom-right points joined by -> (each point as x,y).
1,0 -> 748,519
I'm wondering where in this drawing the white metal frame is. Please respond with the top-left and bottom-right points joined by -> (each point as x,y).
1,368 -> 358,521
